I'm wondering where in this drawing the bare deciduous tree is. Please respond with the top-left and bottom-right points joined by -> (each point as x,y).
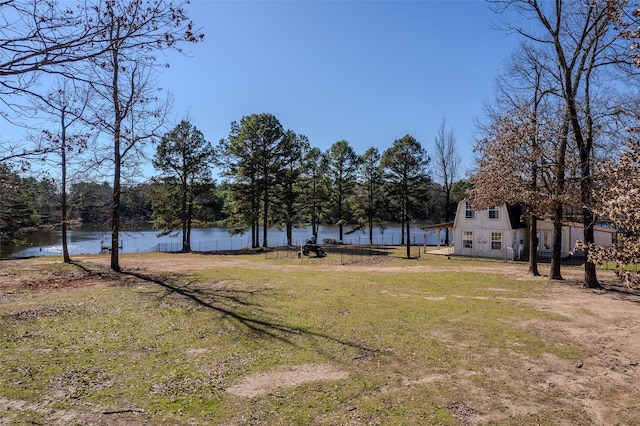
82,0 -> 202,271
36,79 -> 90,263
0,0 -> 111,100
490,0 -> 628,288
1,0 -> 111,166
433,118 -> 460,244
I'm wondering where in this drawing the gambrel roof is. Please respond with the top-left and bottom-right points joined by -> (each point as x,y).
505,204 -> 527,230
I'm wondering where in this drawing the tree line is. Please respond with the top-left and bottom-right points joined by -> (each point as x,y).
1,115 -> 469,260
168,114 -> 465,258
2,0 -> 465,267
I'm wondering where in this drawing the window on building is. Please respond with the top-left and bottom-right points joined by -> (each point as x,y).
542,230 -> 552,250
489,206 -> 500,219
463,231 -> 473,248
465,202 -> 475,219
491,232 -> 502,250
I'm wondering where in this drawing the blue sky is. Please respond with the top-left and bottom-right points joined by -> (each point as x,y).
162,0 -> 519,177
0,0 -> 520,179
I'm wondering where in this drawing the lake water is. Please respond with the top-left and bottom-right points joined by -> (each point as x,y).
2,224 -> 448,259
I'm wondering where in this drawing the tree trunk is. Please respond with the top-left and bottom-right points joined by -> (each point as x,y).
262,186 -> 268,248
368,188 -> 374,245
400,206 -> 405,245
579,148 -> 600,288
550,117 -> 569,281
185,190 -> 193,252
312,201 -> 318,239
61,116 -> 71,264
110,116 -> 122,271
61,172 -> 70,263
251,188 -> 258,248
405,217 -> 411,259
252,221 -> 257,248
110,46 -> 121,272
528,215 -> 540,276
582,206 -> 600,288
562,39 -> 599,288
111,149 -> 121,272
286,183 -> 293,246
549,203 -> 564,280
338,191 -> 344,243
368,209 -> 373,246
181,179 -> 188,252
311,180 -> 318,239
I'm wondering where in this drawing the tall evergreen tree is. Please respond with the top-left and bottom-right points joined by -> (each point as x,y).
152,120 -> 214,252
381,135 -> 430,258
0,165 -> 39,248
217,121 -> 258,245
300,147 -> 327,239
323,140 -> 360,243
354,147 -> 384,245
272,130 -> 310,246
217,113 -> 284,248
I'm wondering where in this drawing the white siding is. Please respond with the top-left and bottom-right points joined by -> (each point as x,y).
453,202 -> 516,259
453,201 -> 615,260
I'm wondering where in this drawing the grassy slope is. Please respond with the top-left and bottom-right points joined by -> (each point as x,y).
0,250 -> 586,425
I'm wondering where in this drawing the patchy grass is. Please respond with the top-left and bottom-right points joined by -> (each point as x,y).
0,251 -> 600,425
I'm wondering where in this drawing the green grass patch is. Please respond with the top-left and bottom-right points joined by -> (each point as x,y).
0,253 -> 588,424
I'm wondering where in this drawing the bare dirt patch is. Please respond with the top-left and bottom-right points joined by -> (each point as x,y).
510,277 -> 640,424
226,363 -> 349,397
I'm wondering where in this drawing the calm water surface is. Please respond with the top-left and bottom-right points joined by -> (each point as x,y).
2,224 -> 447,259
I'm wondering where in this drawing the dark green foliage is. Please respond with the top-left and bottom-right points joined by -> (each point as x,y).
270,130 -> 310,245
350,147 -> 385,245
298,147 -> 328,239
68,181 -> 112,225
152,120 -> 215,252
216,113 -> 286,248
0,165 -> 40,246
121,183 -> 153,223
322,140 -> 360,242
23,177 -> 60,224
381,135 -> 431,257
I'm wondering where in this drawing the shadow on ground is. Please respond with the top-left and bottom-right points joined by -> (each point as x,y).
120,269 -> 380,361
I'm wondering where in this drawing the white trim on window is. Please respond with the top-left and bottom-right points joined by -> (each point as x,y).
491,232 -> 502,250
463,231 -> 473,249
465,202 -> 475,219
488,206 -> 500,220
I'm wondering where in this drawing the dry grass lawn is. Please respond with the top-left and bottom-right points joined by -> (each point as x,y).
0,248 -> 639,425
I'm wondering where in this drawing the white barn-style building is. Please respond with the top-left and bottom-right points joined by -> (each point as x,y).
452,200 -> 615,260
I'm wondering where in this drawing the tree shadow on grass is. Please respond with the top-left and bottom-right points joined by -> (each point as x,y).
121,270 -> 380,360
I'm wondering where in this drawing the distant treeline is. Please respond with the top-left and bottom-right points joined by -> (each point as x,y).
0,163 -> 469,246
